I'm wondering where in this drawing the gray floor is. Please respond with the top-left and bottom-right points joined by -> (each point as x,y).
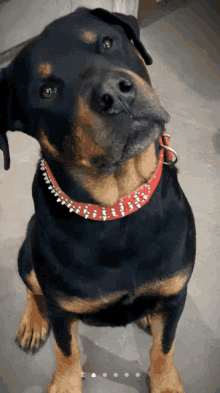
0,1 -> 220,392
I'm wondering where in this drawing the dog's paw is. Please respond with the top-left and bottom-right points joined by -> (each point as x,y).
15,309 -> 50,355
147,366 -> 186,393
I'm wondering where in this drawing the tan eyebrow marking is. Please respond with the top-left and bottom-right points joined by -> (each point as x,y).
38,63 -> 52,78
80,29 -> 97,43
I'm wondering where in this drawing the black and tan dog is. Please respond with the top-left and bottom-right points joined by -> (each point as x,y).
0,7 -> 196,393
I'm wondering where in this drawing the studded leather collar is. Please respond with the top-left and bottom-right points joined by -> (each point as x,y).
40,132 -> 173,221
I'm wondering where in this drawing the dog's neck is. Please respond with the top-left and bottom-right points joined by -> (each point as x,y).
40,134 -> 173,220
41,144 -> 164,221
77,142 -> 158,206
42,141 -> 159,206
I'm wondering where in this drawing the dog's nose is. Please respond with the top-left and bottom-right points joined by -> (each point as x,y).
92,75 -> 136,115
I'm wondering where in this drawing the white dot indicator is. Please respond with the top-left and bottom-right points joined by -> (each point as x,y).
102,373 -> 107,377
92,373 -> 96,378
125,373 -> 129,377
114,373 -> 118,377
136,373 -> 140,377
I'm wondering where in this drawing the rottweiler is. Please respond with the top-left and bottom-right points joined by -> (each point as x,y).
0,7 -> 196,393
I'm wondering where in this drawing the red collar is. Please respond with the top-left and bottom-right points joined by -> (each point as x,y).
40,133 -> 172,221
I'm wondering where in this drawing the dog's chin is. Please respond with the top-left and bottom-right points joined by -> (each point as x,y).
92,122 -> 162,176
122,122 -> 162,160
91,158 -> 121,175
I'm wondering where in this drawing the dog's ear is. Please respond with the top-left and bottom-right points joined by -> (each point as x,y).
0,65 -> 24,170
91,8 -> 152,65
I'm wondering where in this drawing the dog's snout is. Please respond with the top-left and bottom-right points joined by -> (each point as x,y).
92,75 -> 136,115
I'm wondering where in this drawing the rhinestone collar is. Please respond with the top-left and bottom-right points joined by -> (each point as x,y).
40,133 -> 172,221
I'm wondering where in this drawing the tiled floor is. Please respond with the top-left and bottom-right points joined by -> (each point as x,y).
0,1 -> 220,392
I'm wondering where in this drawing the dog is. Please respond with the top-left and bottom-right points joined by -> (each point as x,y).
0,7 -> 196,393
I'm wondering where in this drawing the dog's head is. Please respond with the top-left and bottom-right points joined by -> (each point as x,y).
0,7 -> 169,205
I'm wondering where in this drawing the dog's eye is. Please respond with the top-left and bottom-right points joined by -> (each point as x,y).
102,37 -> 113,50
40,85 -> 57,99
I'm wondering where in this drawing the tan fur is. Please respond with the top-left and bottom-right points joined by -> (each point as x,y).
136,269 -> 189,297
80,29 -> 97,43
38,128 -> 60,159
135,143 -> 158,180
81,173 -> 120,205
55,291 -> 124,313
26,269 -> 43,296
116,143 -> 158,198
75,98 -> 106,163
148,314 -> 186,393
115,157 -> 145,197
75,126 -> 105,165
15,288 -> 50,352
47,321 -> 83,393
38,63 -> 52,78
54,270 -> 189,314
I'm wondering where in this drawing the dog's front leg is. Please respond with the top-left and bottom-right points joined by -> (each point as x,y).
147,288 -> 187,393
46,307 -> 83,393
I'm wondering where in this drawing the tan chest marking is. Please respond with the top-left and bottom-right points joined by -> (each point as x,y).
54,269 -> 189,314
116,143 -> 158,198
136,269 -> 189,297
55,291 -> 125,313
